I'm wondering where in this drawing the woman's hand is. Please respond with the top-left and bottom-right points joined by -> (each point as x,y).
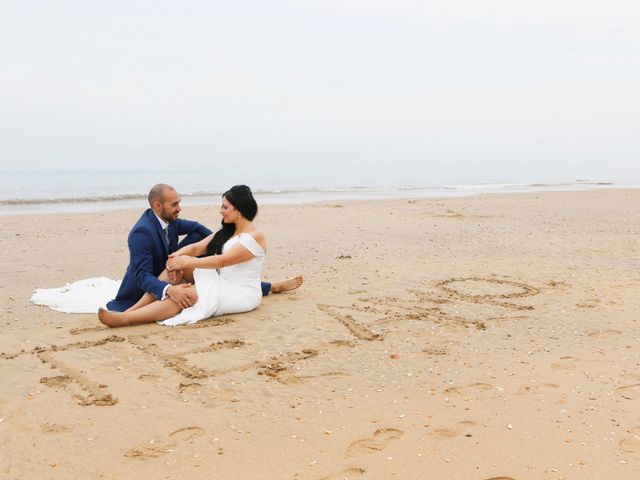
167,254 -> 194,271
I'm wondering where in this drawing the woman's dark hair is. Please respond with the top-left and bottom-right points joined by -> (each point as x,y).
206,185 -> 258,255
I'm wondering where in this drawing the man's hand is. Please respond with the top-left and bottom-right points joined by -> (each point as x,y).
167,284 -> 198,309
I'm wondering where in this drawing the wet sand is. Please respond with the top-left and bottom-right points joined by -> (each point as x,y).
1,189 -> 640,479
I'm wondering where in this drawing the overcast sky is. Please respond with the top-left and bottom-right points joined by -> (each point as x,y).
1,0 -> 639,179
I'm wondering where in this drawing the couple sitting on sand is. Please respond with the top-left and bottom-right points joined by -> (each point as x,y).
98,184 -> 302,327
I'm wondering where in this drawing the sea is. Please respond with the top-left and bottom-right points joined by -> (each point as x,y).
1,162 -> 638,216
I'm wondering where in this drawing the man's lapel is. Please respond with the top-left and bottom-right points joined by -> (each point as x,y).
148,210 -> 169,255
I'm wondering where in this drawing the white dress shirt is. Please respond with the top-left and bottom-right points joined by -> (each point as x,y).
154,213 -> 171,300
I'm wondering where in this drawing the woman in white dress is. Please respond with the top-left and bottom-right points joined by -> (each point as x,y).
98,185 -> 266,327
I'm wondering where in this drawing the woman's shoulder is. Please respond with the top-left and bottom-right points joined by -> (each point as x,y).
239,229 -> 267,253
245,229 -> 265,242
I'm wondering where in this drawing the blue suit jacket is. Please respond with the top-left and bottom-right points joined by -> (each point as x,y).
106,209 -> 212,312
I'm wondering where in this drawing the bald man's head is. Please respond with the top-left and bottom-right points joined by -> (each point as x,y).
148,184 -> 175,206
148,184 -> 181,222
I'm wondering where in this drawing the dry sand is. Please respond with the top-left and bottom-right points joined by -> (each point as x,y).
1,189 -> 640,479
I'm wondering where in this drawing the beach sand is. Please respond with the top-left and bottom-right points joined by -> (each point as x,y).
1,189 -> 639,479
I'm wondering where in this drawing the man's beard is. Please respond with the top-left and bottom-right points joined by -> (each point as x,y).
160,209 -> 177,222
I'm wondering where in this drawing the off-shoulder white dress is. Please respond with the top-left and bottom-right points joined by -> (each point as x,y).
159,233 -> 265,326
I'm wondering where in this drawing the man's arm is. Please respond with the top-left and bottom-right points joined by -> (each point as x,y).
176,218 -> 212,237
174,218 -> 212,250
129,229 -> 168,300
173,233 -> 214,258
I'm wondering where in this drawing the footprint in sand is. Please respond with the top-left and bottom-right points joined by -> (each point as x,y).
40,423 -> 70,434
430,420 -> 477,439
168,426 -> 205,442
138,374 -> 163,384
124,426 -> 205,460
588,329 -> 622,338
576,298 -> 600,309
0,449 -> 21,480
615,384 -> 640,400
619,438 -> 640,453
444,383 -> 494,397
516,383 -> 559,395
319,467 -> 365,480
618,426 -> 640,453
484,477 -> 515,480
551,356 -> 579,372
317,372 -> 350,380
345,428 -> 404,457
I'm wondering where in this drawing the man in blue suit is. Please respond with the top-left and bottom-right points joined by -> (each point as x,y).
106,184 -> 299,312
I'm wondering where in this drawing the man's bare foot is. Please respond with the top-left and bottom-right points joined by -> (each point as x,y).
98,308 -> 126,328
270,275 -> 304,294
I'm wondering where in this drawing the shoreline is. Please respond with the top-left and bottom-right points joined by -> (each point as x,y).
0,181 -> 629,216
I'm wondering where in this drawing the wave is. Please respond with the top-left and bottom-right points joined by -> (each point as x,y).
0,185 -> 461,205
575,180 -> 615,185
0,193 -> 149,206
529,180 -> 614,187
0,180 -> 619,207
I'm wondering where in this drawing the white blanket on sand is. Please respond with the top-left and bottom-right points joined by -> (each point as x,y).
31,277 -> 120,314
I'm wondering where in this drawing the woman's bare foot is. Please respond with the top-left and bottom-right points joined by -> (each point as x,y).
270,275 -> 304,294
98,308 -> 126,328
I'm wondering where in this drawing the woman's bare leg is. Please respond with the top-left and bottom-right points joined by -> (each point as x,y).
125,292 -> 157,312
100,284 -> 199,327
126,268 -> 193,312
100,298 -> 183,327
270,275 -> 304,293
180,267 -> 195,284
